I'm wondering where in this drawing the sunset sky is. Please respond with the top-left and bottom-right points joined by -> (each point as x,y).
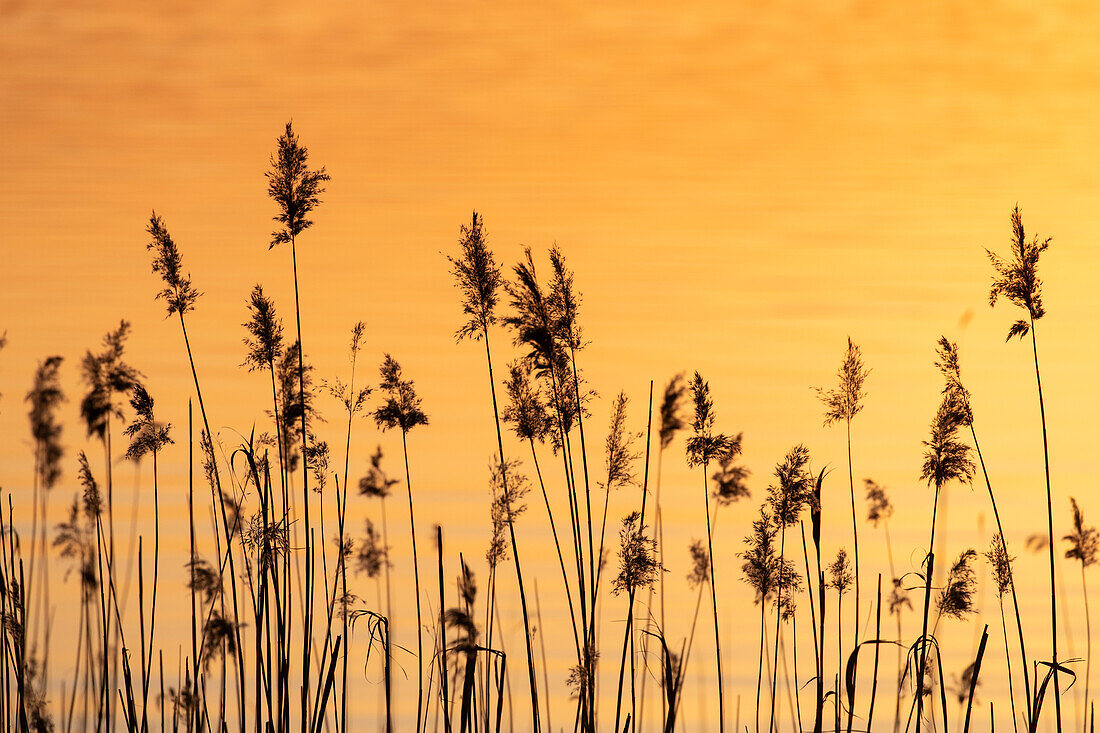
4,1 -> 1100,729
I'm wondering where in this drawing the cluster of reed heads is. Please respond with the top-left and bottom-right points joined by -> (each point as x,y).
0,125 -> 1095,733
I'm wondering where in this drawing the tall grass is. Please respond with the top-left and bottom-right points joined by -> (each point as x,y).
987,205 -> 1061,730
0,149 -> 1093,733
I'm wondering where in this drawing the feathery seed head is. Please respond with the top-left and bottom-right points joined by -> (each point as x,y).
501,361 -> 553,444
449,211 -> 503,341
80,321 -> 142,441
687,539 -> 710,589
123,383 -> 173,461
356,519 -> 389,579
604,392 -> 641,491
358,445 -> 399,498
984,534 -> 1015,597
815,337 -> 870,426
711,445 -> 751,506
147,213 -> 201,316
767,444 -> 813,527
658,372 -> 687,450
27,355 -> 65,490
987,205 -> 1050,339
685,372 -> 740,467
1065,497 -> 1099,568
920,378 -> 975,492
242,284 -> 284,371
613,511 -> 663,595
266,121 -> 330,248
937,549 -> 978,620
865,479 -> 894,527
372,354 -> 428,434
828,548 -> 853,595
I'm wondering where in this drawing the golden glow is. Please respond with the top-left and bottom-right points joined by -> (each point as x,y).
4,2 -> 1100,729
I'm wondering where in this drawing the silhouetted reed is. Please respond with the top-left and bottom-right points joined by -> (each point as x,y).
123,384 -> 171,732
503,244 -> 602,730
449,213 -> 541,733
985,532 -> 1020,732
765,445 -> 812,733
611,511 -> 661,733
987,205 -> 1061,730
816,336 -> 870,731
937,334 -> 1034,725
373,354 -> 428,731
5,162 -> 1093,733
25,354 -> 64,689
686,371 -> 739,733
266,122 -> 330,718
916,366 -> 976,731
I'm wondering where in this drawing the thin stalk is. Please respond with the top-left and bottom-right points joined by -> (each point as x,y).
769,523 -> 788,733
534,581 -> 552,733
480,331 -> 540,732
915,485 -> 940,733
700,460 -> 725,732
436,526 -> 450,732
1030,320 -> 1061,730
815,570 -> 826,733
613,589 -> 636,733
971,425 -> 1032,722
999,600 -> 1020,733
845,418 -> 860,733
638,446 -> 666,729
288,233 -> 317,732
836,588 -> 843,733
868,574 -> 883,730
399,429 -> 425,733
1084,565 -> 1093,733
756,601 -> 766,733
963,626 -> 991,733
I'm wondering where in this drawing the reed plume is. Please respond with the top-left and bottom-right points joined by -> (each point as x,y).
937,549 -> 978,622
27,356 -> 65,492
266,121 -> 330,250
448,211 -> 502,343
712,447 -> 751,506
27,354 -> 66,693
147,214 -> 201,316
501,362 -> 554,444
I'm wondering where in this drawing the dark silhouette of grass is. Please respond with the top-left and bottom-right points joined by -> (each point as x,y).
988,205 -> 1061,731
1,153 -> 1093,733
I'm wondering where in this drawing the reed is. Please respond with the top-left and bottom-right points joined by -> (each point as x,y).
686,372 -> 739,733
987,205 -> 1060,729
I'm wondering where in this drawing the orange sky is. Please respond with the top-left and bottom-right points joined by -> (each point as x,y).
5,1 -> 1100,730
